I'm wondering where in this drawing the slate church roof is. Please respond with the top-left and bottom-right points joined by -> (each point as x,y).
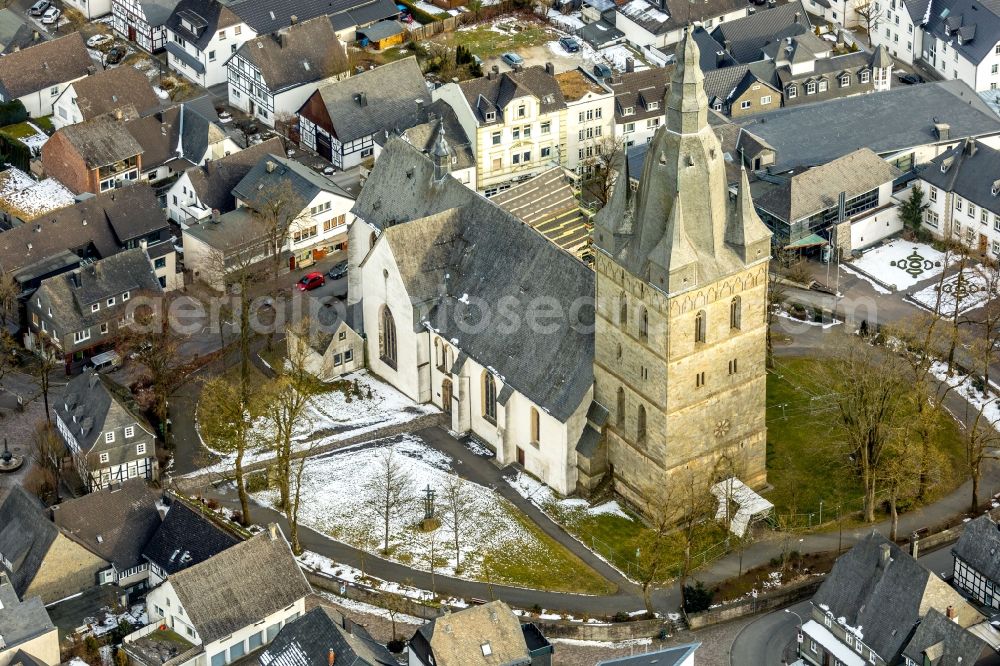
358,138 -> 595,422
258,606 -> 396,666
142,500 -> 240,575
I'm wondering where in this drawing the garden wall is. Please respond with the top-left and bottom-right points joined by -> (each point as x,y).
685,577 -> 823,630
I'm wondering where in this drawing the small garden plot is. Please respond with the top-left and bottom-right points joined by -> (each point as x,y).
2,120 -> 49,153
910,265 -> 997,316
448,19 -> 559,58
847,239 -> 949,291
254,436 -> 613,593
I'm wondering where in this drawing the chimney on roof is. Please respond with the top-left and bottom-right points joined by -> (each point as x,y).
544,61 -> 554,75
267,523 -> 278,540
290,14 -> 298,23
327,649 -> 335,666
878,542 -> 891,569
794,11 -> 800,23
355,92 -> 367,107
114,108 -> 123,121
416,98 -> 424,116
946,605 -> 957,621
934,122 -> 951,141
278,31 -> 285,48
965,137 -> 978,156
265,160 -> 277,173
87,65 -> 96,76
625,56 -> 634,73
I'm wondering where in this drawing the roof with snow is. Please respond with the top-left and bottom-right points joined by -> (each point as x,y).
811,532 -> 982,662
167,529 -> 311,644
710,477 -> 772,537
0,168 -> 75,222
141,500 -> 240,576
258,606 -> 396,666
52,479 -> 162,571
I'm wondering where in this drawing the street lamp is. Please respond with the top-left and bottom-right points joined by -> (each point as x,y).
784,609 -> 804,659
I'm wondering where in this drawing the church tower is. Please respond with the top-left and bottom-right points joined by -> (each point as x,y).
587,30 -> 772,509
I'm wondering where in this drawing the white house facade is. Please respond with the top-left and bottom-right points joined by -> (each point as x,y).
166,11 -> 254,88
558,68 -> 615,177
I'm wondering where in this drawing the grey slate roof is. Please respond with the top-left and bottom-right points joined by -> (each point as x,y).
303,57 -> 430,144
231,17 -> 349,95
258,606 -> 396,666
139,0 -> 181,26
184,136 -> 284,213
69,67 -> 161,122
811,532 -> 978,662
165,0 -> 241,51
596,643 -> 701,665
702,61 -> 778,105
921,139 -> 1000,215
0,33 -> 92,100
751,148 -> 900,222
0,9 -> 42,55
0,574 -> 55,652
397,101 -> 475,172
690,26 -> 733,71
327,0 -> 398,32
228,0 -> 395,36
0,487 -> 58,599
924,0 -> 1000,66
168,529 -> 312,645
56,115 -> 144,169
36,247 -> 164,334
711,1 -> 811,62
901,609 -> 1000,666
183,207 -> 258,252
357,138 -> 594,422
578,19 -> 623,48
141,500 -> 240,575
232,154 -> 352,210
126,102 -> 227,171
54,367 -> 157,464
606,67 -> 670,124
953,513 -> 1000,582
903,0 -> 932,22
0,185 -> 166,277
618,0 -> 748,37
735,79 -> 1000,171
358,19 -> 403,41
459,66 -> 566,124
52,478 -> 162,571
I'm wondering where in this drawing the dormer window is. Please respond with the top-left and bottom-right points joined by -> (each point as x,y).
485,111 -> 496,122
992,181 -> 1000,196
122,291 -> 130,301
860,70 -> 870,83
91,303 -> 100,313
106,297 -> 115,307
624,106 -> 635,115
647,100 -> 659,110
840,74 -> 850,87
787,84 -> 797,98
818,80 -> 828,92
805,82 -> 816,94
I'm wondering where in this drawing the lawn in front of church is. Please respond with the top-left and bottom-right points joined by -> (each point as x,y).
765,356 -> 967,529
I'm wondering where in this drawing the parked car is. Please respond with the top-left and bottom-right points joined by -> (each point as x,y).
41,7 -> 60,24
501,52 -> 524,68
86,33 -> 112,48
898,73 -> 922,85
593,63 -> 613,78
105,46 -> 126,64
28,0 -> 49,16
558,36 -> 580,53
297,272 -> 326,291
327,261 -> 348,280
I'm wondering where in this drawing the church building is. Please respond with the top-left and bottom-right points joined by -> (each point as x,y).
348,31 -> 771,508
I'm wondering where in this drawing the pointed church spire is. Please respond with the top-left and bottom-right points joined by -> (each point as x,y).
592,146 -> 633,255
432,120 -> 450,181
725,165 -> 771,263
649,191 -> 698,291
665,28 -> 709,135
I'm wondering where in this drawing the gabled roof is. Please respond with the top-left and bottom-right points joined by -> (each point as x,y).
124,101 -> 226,171
68,67 -> 161,122
230,0 -> 395,36
921,139 -> 1000,215
0,487 -> 59,598
52,479 -> 162,570
902,609 -> 1000,666
52,114 -> 144,169
702,61 -> 778,104
751,147 -> 900,222
397,100 -> 475,172
924,0 -> 1000,65
0,574 -> 56,651
416,601 -> 531,666
168,529 -> 312,644
302,57 -> 430,144
735,79 -> 1000,171
0,33 -> 92,100
141,500 -> 240,575
232,154 -> 353,210
232,17 -> 349,95
812,532 -> 981,661
458,66 -> 566,124
165,0 -> 242,51
606,67 -> 670,123
0,9 -> 42,55
183,136 -> 283,214
327,0 -> 398,32
711,0 -> 811,62
364,139 -> 594,422
618,0 -> 748,36
36,247 -> 164,334
0,184 -> 167,278
138,0 -> 181,26
259,606 -> 397,666
596,643 -> 701,665
953,513 -> 1000,582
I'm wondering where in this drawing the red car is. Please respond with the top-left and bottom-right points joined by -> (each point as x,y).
297,272 -> 326,291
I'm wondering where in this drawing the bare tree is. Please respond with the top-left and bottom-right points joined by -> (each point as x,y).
820,336 -> 909,522
30,422 -> 64,503
32,338 -> 60,423
198,374 -> 267,524
766,256 -> 790,369
0,271 -> 17,333
441,474 -> 476,574
364,447 -> 415,554
855,0 -> 885,37
590,137 -> 625,207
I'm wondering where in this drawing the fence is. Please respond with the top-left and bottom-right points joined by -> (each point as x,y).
404,2 -> 528,43
685,576 -> 824,630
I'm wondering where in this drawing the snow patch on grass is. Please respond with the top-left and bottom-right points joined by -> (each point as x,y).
910,265 -> 997,316
930,361 -> 1000,431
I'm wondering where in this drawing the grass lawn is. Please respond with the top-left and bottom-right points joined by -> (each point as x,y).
436,21 -> 559,59
0,118 -> 51,139
765,357 -> 967,526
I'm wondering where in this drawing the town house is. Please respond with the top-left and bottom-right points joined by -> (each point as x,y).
606,67 -> 669,148
0,34 -> 94,118
433,64 -> 567,196
113,0 -> 180,52
952,514 -> 1000,609
53,369 -> 160,489
52,66 -> 161,130
555,68 -> 614,178
41,114 -> 144,195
